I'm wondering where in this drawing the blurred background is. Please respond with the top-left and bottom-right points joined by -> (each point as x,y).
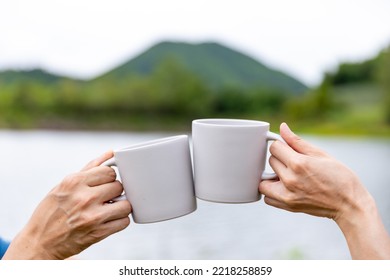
0,0 -> 389,259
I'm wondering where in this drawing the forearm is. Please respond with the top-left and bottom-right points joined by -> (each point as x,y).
336,195 -> 390,259
2,226 -> 57,260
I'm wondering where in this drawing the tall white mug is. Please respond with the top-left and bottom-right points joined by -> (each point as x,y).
192,119 -> 285,203
105,135 -> 197,223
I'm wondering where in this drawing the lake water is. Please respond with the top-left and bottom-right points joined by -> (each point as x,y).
0,130 -> 389,259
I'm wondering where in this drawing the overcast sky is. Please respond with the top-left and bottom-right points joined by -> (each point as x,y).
1,0 -> 390,86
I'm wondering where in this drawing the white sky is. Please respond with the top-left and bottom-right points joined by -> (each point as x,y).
1,0 -> 390,86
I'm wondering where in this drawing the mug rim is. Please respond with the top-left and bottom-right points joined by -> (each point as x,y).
193,118 -> 270,127
115,135 -> 188,153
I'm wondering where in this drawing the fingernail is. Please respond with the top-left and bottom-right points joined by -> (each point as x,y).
281,122 -> 293,134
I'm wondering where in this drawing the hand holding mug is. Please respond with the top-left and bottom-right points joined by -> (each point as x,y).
259,123 -> 390,259
3,151 -> 131,260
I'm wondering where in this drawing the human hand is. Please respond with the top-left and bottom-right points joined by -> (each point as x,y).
259,122 -> 370,221
3,151 -> 131,260
259,123 -> 390,259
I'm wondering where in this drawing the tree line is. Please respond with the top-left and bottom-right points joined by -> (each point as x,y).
0,47 -> 389,131
0,59 -> 288,129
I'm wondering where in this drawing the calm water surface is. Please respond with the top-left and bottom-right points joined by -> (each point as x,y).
0,130 -> 389,259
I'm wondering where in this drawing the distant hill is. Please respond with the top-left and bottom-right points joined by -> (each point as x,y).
0,69 -> 66,84
97,41 -> 308,94
0,41 -> 308,94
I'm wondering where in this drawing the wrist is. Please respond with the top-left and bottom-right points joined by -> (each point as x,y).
3,226 -> 59,260
334,187 -> 376,233
335,187 -> 390,259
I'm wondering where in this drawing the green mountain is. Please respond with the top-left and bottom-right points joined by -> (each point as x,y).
0,69 -> 66,84
97,41 -> 308,94
0,41 -> 308,94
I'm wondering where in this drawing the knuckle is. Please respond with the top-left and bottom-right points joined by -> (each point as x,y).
268,155 -> 277,166
118,200 -> 132,215
61,174 -> 75,187
269,141 -> 280,155
289,155 -> 307,173
268,155 -> 278,167
282,174 -> 297,187
74,190 -> 98,209
258,180 -> 266,191
76,212 -> 93,228
118,217 -> 131,231
105,166 -> 117,181
93,166 -> 116,181
61,173 -> 86,189
123,217 -> 131,228
124,201 -> 132,215
281,192 -> 298,207
113,180 -> 124,192
79,211 -> 101,227
282,191 -> 306,211
263,196 -> 273,206
85,191 -> 99,204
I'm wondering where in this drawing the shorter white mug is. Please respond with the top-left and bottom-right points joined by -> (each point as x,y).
105,135 -> 197,224
192,119 -> 285,203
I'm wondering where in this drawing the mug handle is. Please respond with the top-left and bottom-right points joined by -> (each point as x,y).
261,131 -> 286,180
103,158 -> 127,202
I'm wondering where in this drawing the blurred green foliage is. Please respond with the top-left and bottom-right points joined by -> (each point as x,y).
0,43 -> 389,135
376,46 -> 390,124
0,58 -> 289,131
284,45 -> 390,135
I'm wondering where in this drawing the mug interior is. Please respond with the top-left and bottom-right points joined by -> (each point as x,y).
117,135 -> 187,152
193,119 -> 269,127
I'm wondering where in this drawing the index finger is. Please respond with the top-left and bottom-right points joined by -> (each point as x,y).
81,150 -> 114,171
280,123 -> 327,157
269,140 -> 298,167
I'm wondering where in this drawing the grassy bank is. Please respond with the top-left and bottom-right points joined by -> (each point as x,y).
1,110 -> 388,137
0,83 -> 389,137
278,83 -> 390,137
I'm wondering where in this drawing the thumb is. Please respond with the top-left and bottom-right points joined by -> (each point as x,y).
280,123 -> 324,156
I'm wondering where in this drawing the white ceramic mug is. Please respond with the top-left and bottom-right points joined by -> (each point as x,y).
105,135 -> 197,223
192,119 -> 285,203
